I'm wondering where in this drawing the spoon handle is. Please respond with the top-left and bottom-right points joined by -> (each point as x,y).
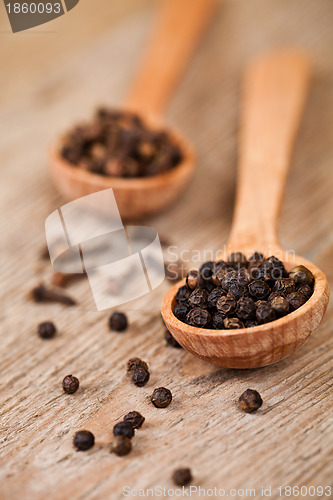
125,0 -> 218,117
228,50 -> 311,255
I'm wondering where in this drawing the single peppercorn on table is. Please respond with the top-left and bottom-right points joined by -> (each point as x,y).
1,1 -> 332,500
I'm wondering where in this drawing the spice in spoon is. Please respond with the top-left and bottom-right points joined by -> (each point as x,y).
60,108 -> 183,178
173,253 -> 314,329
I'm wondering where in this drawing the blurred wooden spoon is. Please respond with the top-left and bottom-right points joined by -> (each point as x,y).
49,0 -> 218,220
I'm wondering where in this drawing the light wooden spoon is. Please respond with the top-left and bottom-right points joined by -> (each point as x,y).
161,49 -> 330,369
49,0 -> 218,220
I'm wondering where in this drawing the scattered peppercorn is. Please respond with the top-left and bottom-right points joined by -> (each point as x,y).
123,411 -> 145,429
256,302 -> 276,324
73,430 -> 95,451
164,329 -> 182,348
173,254 -> 314,329
131,367 -> 150,387
110,435 -> 132,456
151,387 -> 172,408
113,421 -> 135,439
238,389 -> 263,413
62,375 -> 80,394
60,108 -> 183,178
109,311 -> 128,332
127,358 -> 149,373
172,467 -> 193,486
37,321 -> 56,339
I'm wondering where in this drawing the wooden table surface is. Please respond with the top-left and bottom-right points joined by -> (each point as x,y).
1,1 -> 332,499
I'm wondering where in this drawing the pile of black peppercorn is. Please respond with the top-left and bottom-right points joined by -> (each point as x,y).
60,108 -> 183,178
173,252 -> 315,329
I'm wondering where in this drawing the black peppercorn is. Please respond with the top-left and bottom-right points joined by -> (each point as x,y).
186,270 -> 199,290
212,313 -> 225,330
228,282 -> 247,300
236,296 -> 256,320
164,329 -> 182,348
173,302 -> 191,322
248,280 -> 270,300
245,319 -> 258,328
110,435 -> 132,456
151,387 -> 172,408
173,255 -> 313,330
297,284 -> 313,299
63,374 -> 80,394
113,421 -> 135,439
109,311 -> 128,331
249,252 -> 264,262
199,261 -> 215,281
38,321 -> 57,339
73,430 -> 95,451
212,267 -> 226,286
172,467 -> 193,486
256,303 -> 276,324
131,367 -> 150,387
127,358 -> 149,373
238,389 -> 263,413
207,288 -> 226,308
272,278 -> 295,296
286,292 -> 307,311
123,411 -> 145,429
228,252 -> 247,267
175,285 -> 190,303
188,288 -> 208,308
289,265 -> 314,287
271,296 -> 289,316
186,308 -> 211,328
216,293 -> 237,316
224,317 -> 245,329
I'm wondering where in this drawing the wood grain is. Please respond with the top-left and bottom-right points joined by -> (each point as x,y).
0,1 -> 332,499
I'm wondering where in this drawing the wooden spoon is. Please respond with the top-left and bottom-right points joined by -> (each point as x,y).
49,0 -> 218,220
161,49 -> 330,369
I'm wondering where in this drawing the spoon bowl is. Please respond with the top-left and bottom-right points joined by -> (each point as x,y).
162,252 -> 329,368
161,50 -> 330,368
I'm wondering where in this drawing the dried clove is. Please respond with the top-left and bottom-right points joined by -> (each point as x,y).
29,284 -> 76,306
